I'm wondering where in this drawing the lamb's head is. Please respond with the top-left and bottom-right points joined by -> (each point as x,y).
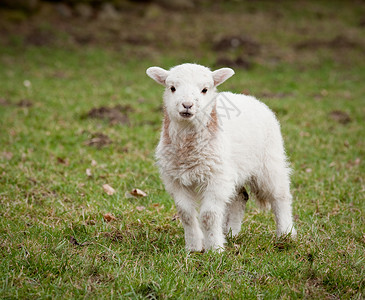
146,63 -> 234,125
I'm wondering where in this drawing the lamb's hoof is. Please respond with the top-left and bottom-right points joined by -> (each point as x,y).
214,247 -> 225,253
205,245 -> 225,253
277,227 -> 297,239
186,245 -> 204,253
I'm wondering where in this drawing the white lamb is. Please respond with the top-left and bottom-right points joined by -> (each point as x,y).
146,63 -> 296,252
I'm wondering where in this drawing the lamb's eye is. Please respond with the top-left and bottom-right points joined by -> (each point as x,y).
201,88 -> 208,94
170,86 -> 176,92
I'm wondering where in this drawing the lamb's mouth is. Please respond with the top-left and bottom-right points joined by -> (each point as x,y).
179,111 -> 194,118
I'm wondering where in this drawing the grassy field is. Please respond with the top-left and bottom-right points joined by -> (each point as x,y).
0,1 -> 364,299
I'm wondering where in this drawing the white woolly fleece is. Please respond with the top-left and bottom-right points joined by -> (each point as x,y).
147,63 -> 296,252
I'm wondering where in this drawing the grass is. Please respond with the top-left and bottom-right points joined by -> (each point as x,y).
0,1 -> 364,299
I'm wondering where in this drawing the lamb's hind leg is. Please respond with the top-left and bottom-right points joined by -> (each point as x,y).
224,187 -> 249,236
251,165 -> 296,238
271,191 -> 297,238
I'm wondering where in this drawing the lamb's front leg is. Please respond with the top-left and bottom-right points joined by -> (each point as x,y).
174,190 -> 204,252
200,189 -> 230,252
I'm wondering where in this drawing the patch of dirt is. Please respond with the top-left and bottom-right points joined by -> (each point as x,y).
86,105 -> 133,125
329,110 -> 351,124
74,34 -> 94,45
16,99 -> 33,107
104,225 -> 141,243
213,35 -> 261,55
295,35 -> 362,50
215,57 -> 252,69
84,132 -> 112,148
69,236 -> 90,247
360,17 -> 365,27
124,35 -> 150,46
0,98 -> 10,106
25,28 -> 54,46
258,91 -> 293,99
0,98 -> 33,107
305,277 -> 338,300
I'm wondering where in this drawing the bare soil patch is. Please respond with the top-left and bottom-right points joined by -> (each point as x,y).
215,57 -> 252,70
16,99 -> 33,107
213,35 -> 261,56
329,110 -> 351,125
0,98 -> 10,106
295,35 -> 362,50
86,105 -> 133,125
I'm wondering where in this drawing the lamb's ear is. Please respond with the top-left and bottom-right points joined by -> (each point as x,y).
212,68 -> 235,86
146,67 -> 169,86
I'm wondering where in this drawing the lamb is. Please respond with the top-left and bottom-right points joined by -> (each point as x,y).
146,63 -> 296,252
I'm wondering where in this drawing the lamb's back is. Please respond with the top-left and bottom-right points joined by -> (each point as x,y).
217,92 -> 284,176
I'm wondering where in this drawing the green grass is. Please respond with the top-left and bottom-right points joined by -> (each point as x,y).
1,1 -> 365,299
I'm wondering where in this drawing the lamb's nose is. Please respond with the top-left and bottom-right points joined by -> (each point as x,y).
182,102 -> 193,109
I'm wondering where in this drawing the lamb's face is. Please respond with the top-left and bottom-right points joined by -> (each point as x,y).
163,65 -> 215,122
146,63 -> 235,123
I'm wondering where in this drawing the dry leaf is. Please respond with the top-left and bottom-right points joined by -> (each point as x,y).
136,206 -> 146,211
103,213 -> 116,222
91,159 -> 97,166
103,184 -> 115,195
305,168 -> 312,173
130,188 -> 147,197
86,168 -> 92,177
57,157 -> 69,165
2,152 -> 13,160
